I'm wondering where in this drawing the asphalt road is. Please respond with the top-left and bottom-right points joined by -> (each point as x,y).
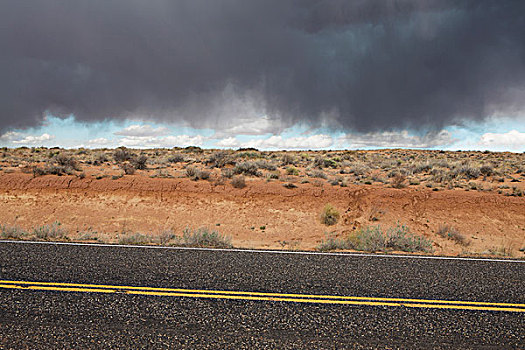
0,241 -> 524,349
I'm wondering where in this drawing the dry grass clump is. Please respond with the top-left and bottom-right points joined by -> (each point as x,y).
33,222 -> 68,240
1,222 -> 68,241
320,204 -> 340,226
436,224 -> 468,245
76,229 -> 103,241
118,232 -> 152,245
0,224 -> 28,239
487,246 -> 513,257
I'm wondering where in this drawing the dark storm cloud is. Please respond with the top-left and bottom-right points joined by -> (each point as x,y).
1,0 -> 524,132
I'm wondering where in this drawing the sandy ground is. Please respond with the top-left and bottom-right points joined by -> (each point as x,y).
0,171 -> 524,257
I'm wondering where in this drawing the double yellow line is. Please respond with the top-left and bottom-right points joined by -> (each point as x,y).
1,280 -> 524,313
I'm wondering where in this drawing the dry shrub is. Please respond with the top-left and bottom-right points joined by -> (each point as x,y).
55,154 -> 80,170
114,147 -> 132,163
231,175 -> 246,188
168,153 -> 185,163
391,174 -> 406,189
186,167 -> 210,181
121,163 -> 136,175
308,169 -> 327,179
132,155 -> 148,170
221,168 -> 235,178
234,161 -> 262,177
320,204 -> 340,226
437,224 -> 468,245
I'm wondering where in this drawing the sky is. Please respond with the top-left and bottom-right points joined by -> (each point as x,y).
1,1 -> 524,151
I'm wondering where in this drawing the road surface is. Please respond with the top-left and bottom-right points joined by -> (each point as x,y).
0,241 -> 524,349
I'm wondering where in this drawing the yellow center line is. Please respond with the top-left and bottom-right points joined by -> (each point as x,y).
1,280 -> 524,312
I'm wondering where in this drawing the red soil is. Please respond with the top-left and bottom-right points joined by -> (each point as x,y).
0,172 -> 524,256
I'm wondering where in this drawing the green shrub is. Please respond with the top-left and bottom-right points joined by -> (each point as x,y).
352,225 -> 433,253
317,236 -> 350,251
182,227 -> 232,248
317,224 -> 434,253
384,224 -> 433,252
286,166 -> 300,176
320,204 -> 340,226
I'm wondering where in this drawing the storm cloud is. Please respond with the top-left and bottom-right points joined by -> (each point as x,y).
1,0 -> 524,132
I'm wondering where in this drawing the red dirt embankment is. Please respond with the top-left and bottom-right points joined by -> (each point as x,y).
0,173 -> 524,256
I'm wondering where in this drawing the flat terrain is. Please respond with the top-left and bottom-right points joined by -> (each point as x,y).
0,241 -> 524,348
0,147 -> 524,256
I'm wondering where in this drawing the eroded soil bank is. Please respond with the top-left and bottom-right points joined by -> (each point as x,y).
1,172 -> 524,257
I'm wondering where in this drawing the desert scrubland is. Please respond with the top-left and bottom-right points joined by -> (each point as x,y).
0,146 -> 523,257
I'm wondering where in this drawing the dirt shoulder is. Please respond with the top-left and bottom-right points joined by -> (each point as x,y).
1,172 -> 523,257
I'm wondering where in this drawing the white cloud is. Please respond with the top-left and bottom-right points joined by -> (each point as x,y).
478,130 -> 525,150
11,133 -> 55,145
215,137 -> 240,148
0,131 -> 23,142
87,137 -> 113,146
215,134 -> 333,150
114,124 -> 169,137
338,130 -> 454,149
119,135 -> 206,148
